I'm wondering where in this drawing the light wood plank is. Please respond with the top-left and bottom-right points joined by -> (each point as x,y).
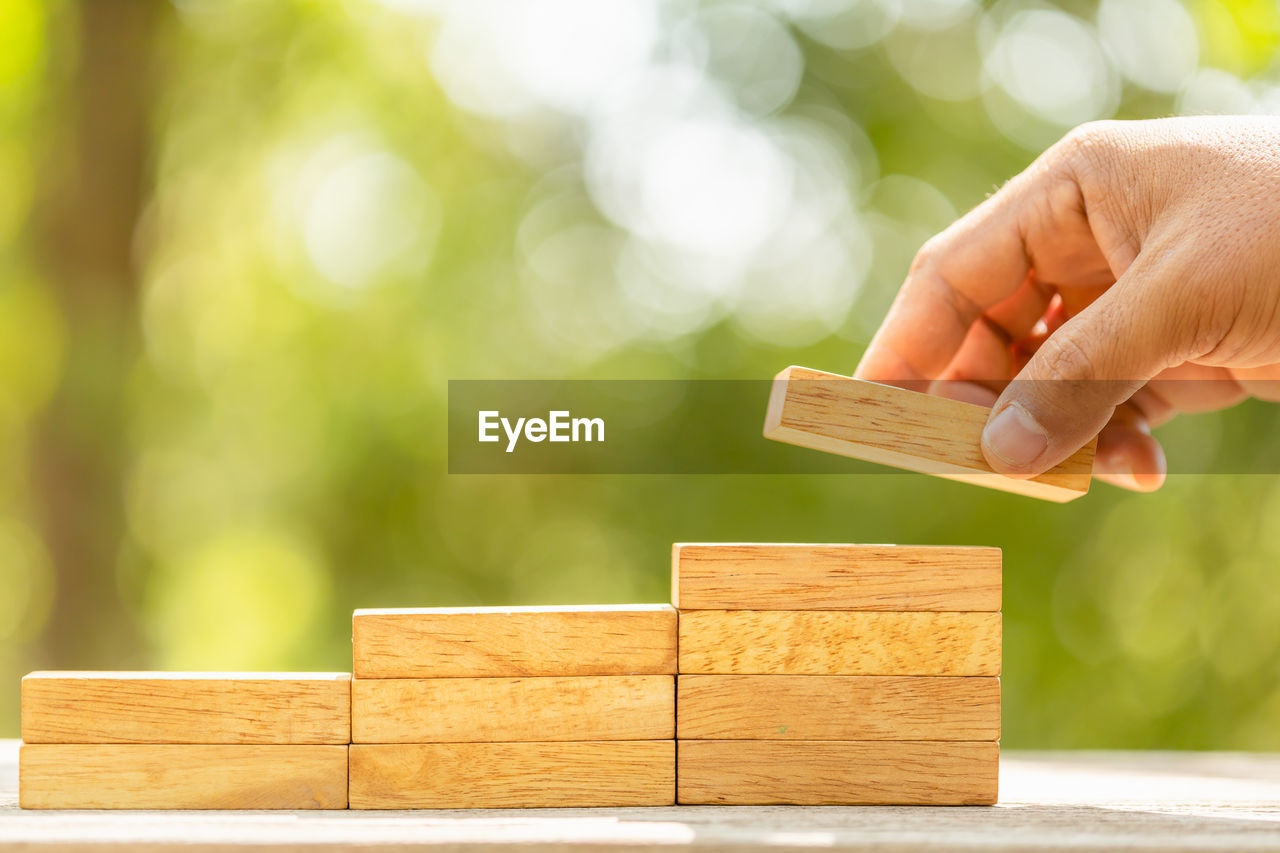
19,744 -> 348,809
763,366 -> 1094,502
352,675 -> 674,743
7,744 -> 1280,850
677,675 -> 999,740
677,740 -> 998,805
678,611 -> 1001,675
353,604 -> 676,678
349,741 -> 675,809
673,543 -> 1000,610
21,672 -> 351,745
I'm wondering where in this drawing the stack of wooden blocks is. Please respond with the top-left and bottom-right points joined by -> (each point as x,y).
19,672 -> 351,809
17,541 -> 1002,809
347,605 -> 679,808
674,543 -> 1002,805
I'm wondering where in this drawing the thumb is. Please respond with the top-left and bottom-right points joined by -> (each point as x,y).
981,262 -> 1192,477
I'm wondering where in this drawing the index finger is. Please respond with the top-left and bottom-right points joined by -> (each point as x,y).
854,160 -> 1064,384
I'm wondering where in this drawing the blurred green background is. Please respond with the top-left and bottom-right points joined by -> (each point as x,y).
3,0 -> 1280,747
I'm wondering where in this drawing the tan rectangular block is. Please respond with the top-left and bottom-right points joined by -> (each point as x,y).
678,611 -> 1001,675
353,604 -> 677,678
677,675 -> 999,740
677,740 -> 998,805
763,366 -> 1094,502
673,543 -> 1001,610
19,744 -> 348,809
353,675 -> 674,743
349,741 -> 675,809
21,672 -> 351,744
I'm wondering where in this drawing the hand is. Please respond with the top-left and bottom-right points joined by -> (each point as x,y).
855,116 -> 1280,491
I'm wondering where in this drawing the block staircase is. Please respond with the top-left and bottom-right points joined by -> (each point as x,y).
19,544 -> 1001,809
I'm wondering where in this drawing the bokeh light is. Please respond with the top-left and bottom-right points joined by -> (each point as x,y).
144,527 -> 331,670
0,519 -> 54,644
3,0 -> 1280,751
1098,0 -> 1199,93
984,9 -> 1119,129
300,148 -> 439,292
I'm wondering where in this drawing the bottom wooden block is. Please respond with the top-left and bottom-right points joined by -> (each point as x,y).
19,744 -> 349,810
677,741 -> 998,805
349,741 -> 675,809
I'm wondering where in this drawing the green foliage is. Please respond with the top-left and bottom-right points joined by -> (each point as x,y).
3,0 -> 1280,747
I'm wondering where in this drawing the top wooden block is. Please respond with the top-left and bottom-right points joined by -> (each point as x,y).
673,543 -> 1000,611
352,604 -> 678,678
21,672 -> 351,744
763,366 -> 1095,502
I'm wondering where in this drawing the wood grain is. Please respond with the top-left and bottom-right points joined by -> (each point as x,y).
677,675 -> 999,741
672,543 -> 1000,610
352,675 -> 674,743
20,672 -> 351,745
6,745 -> 1280,850
18,744 -> 348,809
678,611 -> 1001,675
677,740 -> 998,805
353,605 -> 677,678
349,741 -> 675,809
763,366 -> 1094,502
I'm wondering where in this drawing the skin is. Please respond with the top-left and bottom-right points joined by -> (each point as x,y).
855,116 -> 1280,491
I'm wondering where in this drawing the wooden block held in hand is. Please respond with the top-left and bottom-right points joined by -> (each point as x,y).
677,675 -> 999,741
349,741 -> 675,809
673,543 -> 1001,610
763,366 -> 1094,502
19,744 -> 348,809
678,611 -> 1001,675
21,672 -> 352,745
677,740 -> 998,805
353,604 -> 677,678
353,675 -> 674,743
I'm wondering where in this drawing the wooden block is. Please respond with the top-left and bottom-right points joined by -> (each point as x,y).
353,675 -> 674,743
763,366 -> 1094,502
20,672 -> 351,745
353,604 -> 677,678
677,740 -> 998,805
678,611 -> 1001,675
349,741 -> 675,809
673,543 -> 1000,610
677,675 -> 999,741
18,744 -> 348,809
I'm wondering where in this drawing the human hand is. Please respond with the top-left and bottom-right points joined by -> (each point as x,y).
855,116 -> 1280,492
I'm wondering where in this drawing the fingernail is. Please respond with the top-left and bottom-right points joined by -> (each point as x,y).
1099,453 -> 1136,486
984,403 -> 1049,469
1115,465 -> 1142,491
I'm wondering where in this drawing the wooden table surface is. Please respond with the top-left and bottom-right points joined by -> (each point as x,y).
2,741 -> 1279,851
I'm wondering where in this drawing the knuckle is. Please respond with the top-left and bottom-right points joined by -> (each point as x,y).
1037,330 -> 1098,385
909,235 -> 943,274
1054,121 -> 1126,184
1059,120 -> 1118,154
